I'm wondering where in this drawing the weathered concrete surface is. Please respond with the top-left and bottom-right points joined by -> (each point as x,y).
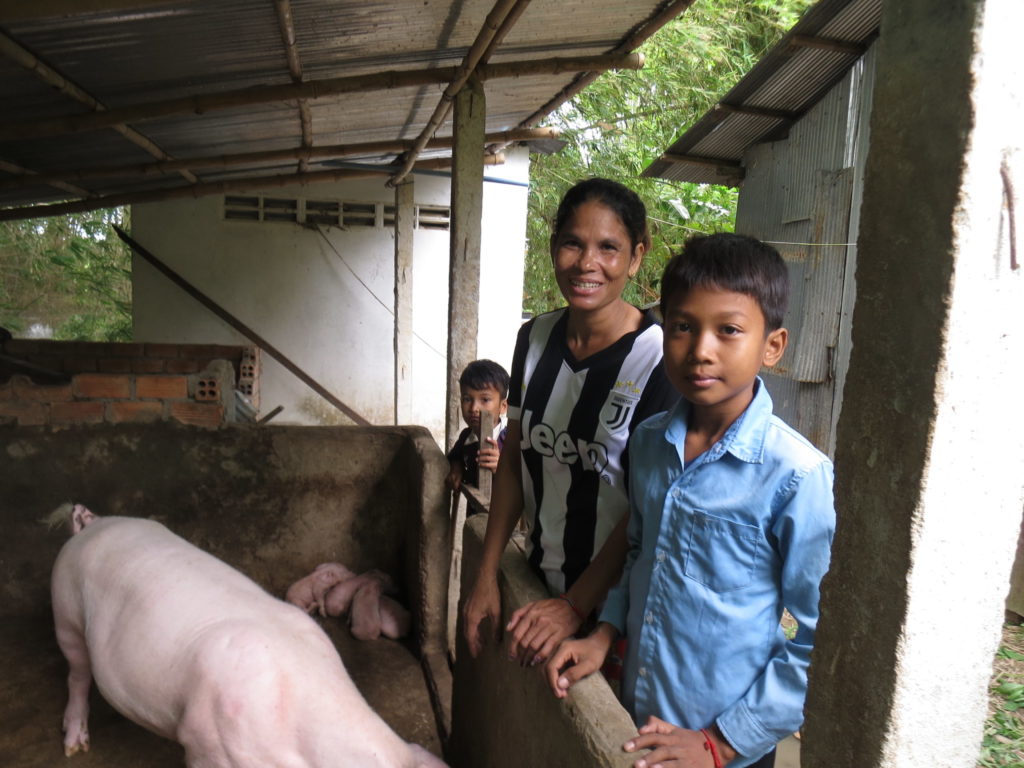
0,422 -> 451,766
803,1 -> 1024,767
450,514 -> 639,768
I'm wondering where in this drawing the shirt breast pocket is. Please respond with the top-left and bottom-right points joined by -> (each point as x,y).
683,510 -> 761,592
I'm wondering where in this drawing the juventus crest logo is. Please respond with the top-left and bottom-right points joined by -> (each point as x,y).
600,392 -> 638,433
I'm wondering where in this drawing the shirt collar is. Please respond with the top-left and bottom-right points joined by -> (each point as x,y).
663,377 -> 774,465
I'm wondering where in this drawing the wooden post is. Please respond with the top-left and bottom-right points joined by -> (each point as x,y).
476,410 -> 493,500
445,75 -> 485,453
394,178 -> 414,425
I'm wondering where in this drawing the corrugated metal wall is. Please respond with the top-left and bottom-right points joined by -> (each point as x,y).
735,45 -> 878,456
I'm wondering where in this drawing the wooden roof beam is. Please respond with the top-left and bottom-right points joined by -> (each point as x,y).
788,34 -> 867,56
0,29 -> 197,185
272,0 -> 313,172
714,102 -> 801,122
0,157 -> 89,197
658,152 -> 745,183
0,154 -> 503,222
0,53 -> 643,143
0,127 -> 558,190
388,0 -> 528,186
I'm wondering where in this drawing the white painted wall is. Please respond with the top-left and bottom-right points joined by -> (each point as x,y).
132,147 -> 529,446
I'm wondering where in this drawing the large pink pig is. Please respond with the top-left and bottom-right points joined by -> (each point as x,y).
50,504 -> 447,768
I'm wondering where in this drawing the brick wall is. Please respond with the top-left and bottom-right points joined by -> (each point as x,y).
0,340 -> 260,428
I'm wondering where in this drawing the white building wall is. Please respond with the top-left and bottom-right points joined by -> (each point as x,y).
131,147 -> 529,447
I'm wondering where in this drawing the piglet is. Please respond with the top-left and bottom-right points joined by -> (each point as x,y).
285,561 -> 356,615
50,503 -> 447,768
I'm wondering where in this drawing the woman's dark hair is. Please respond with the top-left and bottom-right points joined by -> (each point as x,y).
551,177 -> 651,252
659,232 -> 790,331
459,359 -> 510,399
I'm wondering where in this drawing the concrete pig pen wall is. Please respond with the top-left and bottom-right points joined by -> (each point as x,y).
0,422 -> 452,765
451,515 -> 639,768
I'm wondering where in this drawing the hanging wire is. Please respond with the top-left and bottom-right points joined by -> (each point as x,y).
313,225 -> 447,360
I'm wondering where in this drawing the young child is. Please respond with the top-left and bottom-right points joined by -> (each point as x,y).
446,359 -> 510,493
545,233 -> 835,768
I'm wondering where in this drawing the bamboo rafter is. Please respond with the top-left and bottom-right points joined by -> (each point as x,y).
0,158 -> 88,197
387,0 -> 527,186
0,128 -> 558,191
488,0 -> 697,154
0,29 -> 197,185
0,154 -> 504,223
272,0 -> 313,172
0,53 -> 643,143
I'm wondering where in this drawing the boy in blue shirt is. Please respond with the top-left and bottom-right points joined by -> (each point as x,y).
546,233 -> 835,768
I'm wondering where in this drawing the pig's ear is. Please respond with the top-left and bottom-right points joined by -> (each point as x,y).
71,504 -> 97,534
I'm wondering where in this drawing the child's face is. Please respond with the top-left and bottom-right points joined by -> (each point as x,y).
662,284 -> 787,421
460,384 -> 507,431
550,200 -> 643,314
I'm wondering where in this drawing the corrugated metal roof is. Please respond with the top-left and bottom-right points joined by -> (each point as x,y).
0,0 -> 686,216
643,0 -> 881,186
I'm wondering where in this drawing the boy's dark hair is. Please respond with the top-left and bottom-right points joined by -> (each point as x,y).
459,359 -> 510,399
659,232 -> 789,331
552,177 -> 651,252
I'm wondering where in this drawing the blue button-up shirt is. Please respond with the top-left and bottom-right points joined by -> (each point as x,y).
600,380 -> 835,766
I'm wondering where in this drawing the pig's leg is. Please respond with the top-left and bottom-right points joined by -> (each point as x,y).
55,623 -> 93,756
350,580 -> 383,640
378,596 -> 411,639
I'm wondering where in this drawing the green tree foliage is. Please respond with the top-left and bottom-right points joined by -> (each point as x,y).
0,209 -> 132,341
524,0 -> 814,315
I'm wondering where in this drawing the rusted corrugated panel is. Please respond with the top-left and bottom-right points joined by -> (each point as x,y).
0,0 -> 672,211
644,0 -> 881,184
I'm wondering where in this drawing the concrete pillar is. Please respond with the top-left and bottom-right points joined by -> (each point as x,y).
394,177 -> 414,425
445,75 -> 485,450
803,1 -> 1024,767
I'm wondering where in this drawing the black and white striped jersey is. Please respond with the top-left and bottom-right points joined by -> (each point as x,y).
508,307 -> 678,595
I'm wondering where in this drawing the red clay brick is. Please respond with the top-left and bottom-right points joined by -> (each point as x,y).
73,374 -> 131,399
98,357 -> 132,373
51,401 -> 105,424
144,343 -> 182,358
0,401 -> 47,426
109,400 -> 164,423
104,342 -> 144,358
131,358 -> 166,374
3,340 -> 37,357
67,357 -> 98,373
169,401 -> 225,428
165,359 -> 201,374
136,375 -> 188,399
12,375 -> 73,402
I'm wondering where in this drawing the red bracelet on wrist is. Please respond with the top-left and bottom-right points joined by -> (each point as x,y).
700,728 -> 723,768
558,593 -> 586,620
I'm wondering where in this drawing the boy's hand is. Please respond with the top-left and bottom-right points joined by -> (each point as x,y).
477,437 -> 500,473
505,597 -> 582,666
445,462 -> 463,491
462,576 -> 501,657
623,717 -> 735,768
545,625 -> 615,698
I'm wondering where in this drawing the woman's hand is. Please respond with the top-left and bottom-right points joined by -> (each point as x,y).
462,575 -> 501,658
505,597 -> 582,666
545,624 -> 616,697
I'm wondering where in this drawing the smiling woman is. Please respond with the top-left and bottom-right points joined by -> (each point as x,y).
461,177 -> 678,667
